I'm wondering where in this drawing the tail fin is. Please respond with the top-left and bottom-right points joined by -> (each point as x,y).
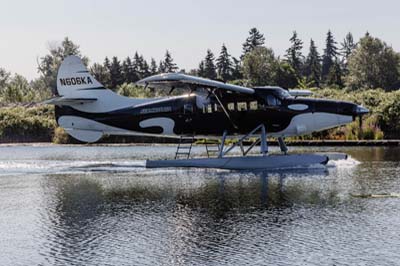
48,55 -> 151,143
57,56 -> 104,96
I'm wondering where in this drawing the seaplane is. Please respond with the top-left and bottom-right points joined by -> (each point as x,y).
44,55 -> 369,170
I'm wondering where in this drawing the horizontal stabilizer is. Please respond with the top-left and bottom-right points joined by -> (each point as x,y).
288,89 -> 313,97
43,96 -> 97,106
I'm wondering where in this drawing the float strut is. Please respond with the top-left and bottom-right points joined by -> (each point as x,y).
218,130 -> 228,158
260,125 -> 268,156
278,137 -> 288,155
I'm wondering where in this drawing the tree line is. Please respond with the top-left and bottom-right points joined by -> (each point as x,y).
1,28 -> 400,103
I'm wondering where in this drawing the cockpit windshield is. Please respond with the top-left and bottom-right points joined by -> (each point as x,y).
277,89 -> 292,99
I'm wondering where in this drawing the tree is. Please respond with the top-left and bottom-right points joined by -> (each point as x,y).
326,59 -> 343,88
2,74 -> 34,102
90,63 -> 111,87
340,32 -> 357,74
121,57 -> 138,83
340,32 -> 357,63
132,52 -> 150,79
242,27 -> 265,58
304,39 -> 322,87
322,30 -> 338,80
0,68 -> 10,91
37,37 -> 87,95
242,46 -> 278,86
140,56 -> 150,78
200,49 -> 217,79
109,56 -> 124,89
150,58 -> 158,75
197,61 -> 206,77
216,44 -> 233,81
161,50 -> 178,73
231,57 -> 243,80
275,61 -> 298,89
285,31 -> 304,76
346,34 -> 400,90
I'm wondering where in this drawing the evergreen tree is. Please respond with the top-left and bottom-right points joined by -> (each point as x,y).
104,57 -> 111,71
150,58 -> 158,75
109,56 -> 124,89
231,57 -> 243,80
140,55 -> 150,78
132,52 -> 142,78
162,50 -> 178,73
216,44 -> 233,81
197,61 -> 206,77
122,57 -> 138,83
158,61 -> 165,73
326,59 -> 343,88
242,27 -> 265,58
90,63 -> 111,88
340,32 -> 356,62
322,30 -> 338,80
285,31 -> 304,76
304,39 -> 322,87
202,49 -> 217,79
340,32 -> 357,74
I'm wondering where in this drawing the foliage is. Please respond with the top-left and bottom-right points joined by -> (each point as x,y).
242,46 -> 278,86
117,83 -> 155,98
53,127 -> 69,144
304,39 -> 322,87
242,27 -> 265,58
275,62 -> 298,89
160,50 -> 178,73
216,44 -> 233,81
285,31 -> 304,77
198,49 -> 217,79
0,105 -> 56,142
346,34 -> 400,90
322,30 -> 338,80
340,32 -> 357,73
37,37 -> 87,95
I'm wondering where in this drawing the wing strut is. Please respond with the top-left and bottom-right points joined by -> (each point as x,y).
210,89 -> 238,129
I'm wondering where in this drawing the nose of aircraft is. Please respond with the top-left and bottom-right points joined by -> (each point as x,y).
354,105 -> 369,116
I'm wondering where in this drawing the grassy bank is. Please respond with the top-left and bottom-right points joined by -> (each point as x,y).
0,88 -> 399,143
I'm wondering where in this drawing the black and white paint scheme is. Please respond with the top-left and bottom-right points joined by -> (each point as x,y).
46,56 -> 369,143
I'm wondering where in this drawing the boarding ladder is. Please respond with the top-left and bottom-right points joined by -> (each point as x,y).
205,140 -> 221,158
175,136 -> 195,159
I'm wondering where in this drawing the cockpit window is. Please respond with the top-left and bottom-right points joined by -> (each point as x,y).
277,89 -> 292,99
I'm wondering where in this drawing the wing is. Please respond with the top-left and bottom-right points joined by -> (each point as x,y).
136,73 -> 254,94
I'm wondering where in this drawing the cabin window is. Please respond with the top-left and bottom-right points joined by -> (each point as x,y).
267,95 -> 281,106
207,104 -> 213,113
227,103 -> 235,111
237,102 -> 247,111
249,101 -> 258,110
184,104 -> 193,114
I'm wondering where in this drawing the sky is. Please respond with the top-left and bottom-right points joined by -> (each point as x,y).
0,0 -> 399,80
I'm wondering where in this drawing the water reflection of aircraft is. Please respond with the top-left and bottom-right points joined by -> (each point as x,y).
45,56 -> 368,170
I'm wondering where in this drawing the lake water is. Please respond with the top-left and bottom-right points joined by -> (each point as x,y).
0,144 -> 399,265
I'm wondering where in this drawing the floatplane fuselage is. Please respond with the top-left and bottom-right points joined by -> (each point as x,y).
45,56 -> 368,169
